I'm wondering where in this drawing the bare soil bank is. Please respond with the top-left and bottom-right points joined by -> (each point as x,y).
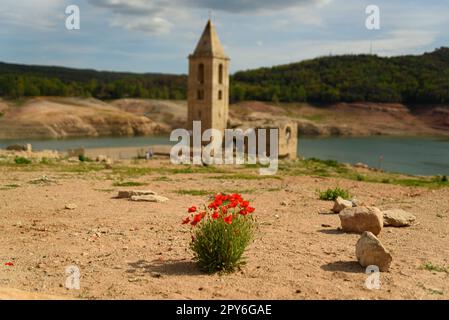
0,97 -> 448,139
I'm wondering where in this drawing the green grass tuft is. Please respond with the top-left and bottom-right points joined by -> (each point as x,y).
14,156 -> 32,165
318,187 -> 350,201
113,181 -> 147,187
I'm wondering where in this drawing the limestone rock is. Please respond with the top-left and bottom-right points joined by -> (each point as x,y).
130,195 -> 168,203
65,203 -> 77,210
117,190 -> 156,199
383,209 -> 416,227
339,206 -> 383,235
350,198 -> 362,207
332,196 -> 353,213
356,231 -> 392,272
96,155 -> 108,162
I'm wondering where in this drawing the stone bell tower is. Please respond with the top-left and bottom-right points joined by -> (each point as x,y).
187,20 -> 230,134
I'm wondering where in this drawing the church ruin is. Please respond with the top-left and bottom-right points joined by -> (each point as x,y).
187,20 -> 298,160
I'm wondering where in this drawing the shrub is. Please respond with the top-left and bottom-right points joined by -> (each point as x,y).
14,156 -> 31,165
318,187 -> 350,200
78,155 -> 92,162
182,193 -> 256,273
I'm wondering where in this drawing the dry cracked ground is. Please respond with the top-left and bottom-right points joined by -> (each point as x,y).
0,158 -> 448,300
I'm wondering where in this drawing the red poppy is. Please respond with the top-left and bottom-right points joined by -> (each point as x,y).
224,215 -> 233,224
231,200 -> 241,208
230,193 -> 243,202
212,211 -> 220,219
188,206 -> 197,213
208,202 -> 218,210
247,206 -> 255,213
4,262 -> 14,266
220,206 -> 228,215
191,213 -> 202,226
241,200 -> 249,208
239,208 -> 248,216
182,217 -> 190,224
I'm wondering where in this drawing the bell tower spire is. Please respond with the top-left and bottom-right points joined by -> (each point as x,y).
187,19 -> 230,133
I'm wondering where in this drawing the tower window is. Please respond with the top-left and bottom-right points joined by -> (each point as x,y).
218,90 -> 223,100
286,127 -> 292,143
197,90 -> 204,100
198,63 -> 204,84
218,64 -> 223,84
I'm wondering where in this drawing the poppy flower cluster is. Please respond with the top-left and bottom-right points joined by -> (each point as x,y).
182,193 -> 255,227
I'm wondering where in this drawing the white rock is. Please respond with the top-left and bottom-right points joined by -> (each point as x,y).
339,206 -> 383,235
117,190 -> 157,199
130,195 -> 168,203
65,204 -> 77,210
332,196 -> 353,213
356,231 -> 392,272
383,209 -> 416,227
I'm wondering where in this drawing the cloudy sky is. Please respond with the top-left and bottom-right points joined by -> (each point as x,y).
0,0 -> 448,74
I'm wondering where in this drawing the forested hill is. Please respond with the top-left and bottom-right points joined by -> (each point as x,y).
1,47 -> 449,104
0,62 -> 187,100
232,47 -> 449,104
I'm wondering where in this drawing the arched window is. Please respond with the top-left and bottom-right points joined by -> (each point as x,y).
218,90 -> 223,100
198,63 -> 204,84
218,64 -> 223,84
286,127 -> 292,143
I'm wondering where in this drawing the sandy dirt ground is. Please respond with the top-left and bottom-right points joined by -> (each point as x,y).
0,159 -> 449,300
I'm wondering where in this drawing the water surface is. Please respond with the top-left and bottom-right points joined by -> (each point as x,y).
1,135 -> 448,176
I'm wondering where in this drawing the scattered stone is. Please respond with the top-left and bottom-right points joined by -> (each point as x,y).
29,175 -> 57,185
350,198 -> 361,207
65,203 -> 77,210
332,196 -> 353,213
281,201 -> 288,206
104,159 -> 113,169
6,144 -> 28,151
339,206 -> 383,235
130,195 -> 169,203
383,209 -> 416,227
356,231 -> 392,272
117,190 -> 157,199
96,155 -> 108,162
354,162 -> 369,169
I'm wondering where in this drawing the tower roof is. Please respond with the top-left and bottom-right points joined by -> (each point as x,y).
191,20 -> 228,59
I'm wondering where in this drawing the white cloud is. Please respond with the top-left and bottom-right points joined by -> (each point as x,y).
87,0 -> 332,34
0,0 -> 67,30
110,16 -> 172,35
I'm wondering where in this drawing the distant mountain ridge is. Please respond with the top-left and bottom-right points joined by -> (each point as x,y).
1,47 -> 448,104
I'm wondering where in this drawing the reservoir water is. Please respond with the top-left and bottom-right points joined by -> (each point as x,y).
1,135 -> 448,176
